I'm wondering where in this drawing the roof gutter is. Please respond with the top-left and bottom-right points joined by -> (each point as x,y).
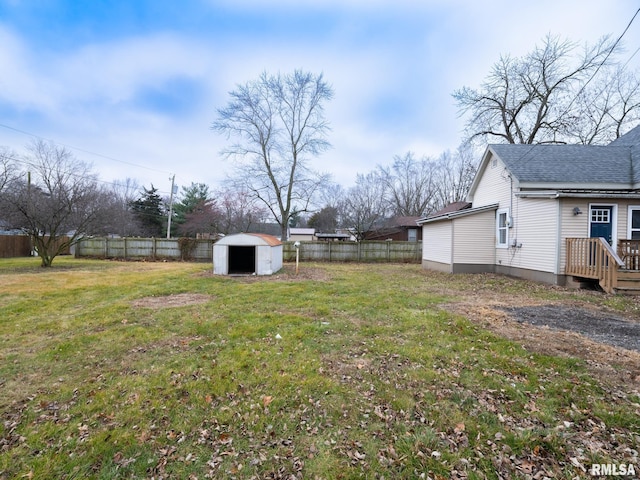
417,203 -> 499,225
516,191 -> 640,199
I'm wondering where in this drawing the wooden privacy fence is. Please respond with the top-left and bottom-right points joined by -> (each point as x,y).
76,237 -> 214,261
75,237 -> 423,264
0,235 -> 72,258
0,235 -> 32,258
282,241 -> 422,263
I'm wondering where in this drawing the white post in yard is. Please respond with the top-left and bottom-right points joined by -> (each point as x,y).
294,241 -> 300,274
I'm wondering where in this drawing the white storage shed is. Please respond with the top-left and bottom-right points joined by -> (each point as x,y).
213,233 -> 283,275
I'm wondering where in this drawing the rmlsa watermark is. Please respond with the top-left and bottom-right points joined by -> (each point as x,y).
590,463 -> 636,477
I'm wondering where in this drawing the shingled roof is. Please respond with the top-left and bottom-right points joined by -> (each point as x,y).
487,125 -> 640,189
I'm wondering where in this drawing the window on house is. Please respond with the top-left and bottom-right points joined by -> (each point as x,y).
407,228 -> 417,242
591,208 -> 610,223
496,209 -> 509,248
631,208 -> 640,240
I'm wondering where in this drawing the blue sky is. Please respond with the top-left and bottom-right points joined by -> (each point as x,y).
1,0 -> 639,196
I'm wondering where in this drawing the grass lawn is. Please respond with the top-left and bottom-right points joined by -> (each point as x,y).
0,257 -> 638,479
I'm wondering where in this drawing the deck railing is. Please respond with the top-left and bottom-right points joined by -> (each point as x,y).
618,239 -> 640,271
566,237 -> 625,294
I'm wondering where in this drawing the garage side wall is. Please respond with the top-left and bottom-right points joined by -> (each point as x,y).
452,210 -> 496,272
422,221 -> 453,272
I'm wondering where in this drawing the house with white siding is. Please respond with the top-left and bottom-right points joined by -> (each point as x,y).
418,126 -> 640,293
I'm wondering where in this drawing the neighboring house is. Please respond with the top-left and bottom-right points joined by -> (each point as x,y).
418,126 -> 640,293
364,216 -> 422,242
289,227 -> 316,242
315,232 -> 352,242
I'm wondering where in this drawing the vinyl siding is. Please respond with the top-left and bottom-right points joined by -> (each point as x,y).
470,153 -> 513,208
497,196 -> 558,274
422,221 -> 452,265
453,210 -> 495,264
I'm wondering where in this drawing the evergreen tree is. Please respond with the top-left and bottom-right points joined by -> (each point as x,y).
129,185 -> 165,237
173,183 -> 211,233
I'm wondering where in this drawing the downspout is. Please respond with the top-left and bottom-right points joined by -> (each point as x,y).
556,195 -> 562,279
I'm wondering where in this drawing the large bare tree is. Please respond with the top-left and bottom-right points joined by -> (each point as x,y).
104,177 -> 141,237
216,185 -> 268,235
212,70 -> 333,240
433,143 -> 479,211
454,34 -> 640,145
342,172 -> 389,241
377,152 -> 439,217
1,140 -> 111,267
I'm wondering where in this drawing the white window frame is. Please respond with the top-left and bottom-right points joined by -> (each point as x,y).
496,208 -> 509,248
628,206 -> 640,240
588,203 -> 617,246
407,228 -> 417,242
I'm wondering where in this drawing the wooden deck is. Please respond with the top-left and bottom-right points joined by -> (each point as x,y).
566,238 -> 640,294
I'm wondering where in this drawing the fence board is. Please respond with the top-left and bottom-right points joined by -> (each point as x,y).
282,241 -> 421,263
76,238 -> 422,264
0,235 -> 32,258
76,237 -> 215,261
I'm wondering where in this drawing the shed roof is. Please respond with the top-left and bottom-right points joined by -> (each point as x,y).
215,233 -> 282,247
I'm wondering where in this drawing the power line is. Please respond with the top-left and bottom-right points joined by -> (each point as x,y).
505,6 -> 640,166
563,7 -> 640,114
1,148 -> 175,195
0,122 -> 176,177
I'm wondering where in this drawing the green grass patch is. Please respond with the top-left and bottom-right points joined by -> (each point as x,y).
0,257 -> 638,479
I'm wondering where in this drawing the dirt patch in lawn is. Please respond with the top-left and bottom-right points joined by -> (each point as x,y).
446,297 -> 640,391
131,293 -> 213,309
203,264 -> 332,282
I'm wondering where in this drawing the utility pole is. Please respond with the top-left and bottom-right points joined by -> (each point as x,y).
166,174 -> 176,239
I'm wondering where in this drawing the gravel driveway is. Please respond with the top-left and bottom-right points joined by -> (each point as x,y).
500,305 -> 640,352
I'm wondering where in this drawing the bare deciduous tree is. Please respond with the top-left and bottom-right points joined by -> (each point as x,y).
0,146 -> 18,194
566,67 -> 640,144
433,143 -> 479,211
1,140 -> 111,267
105,177 -> 141,237
342,172 -> 389,241
216,186 -> 268,235
377,152 -> 439,217
454,34 -> 639,145
212,70 -> 333,240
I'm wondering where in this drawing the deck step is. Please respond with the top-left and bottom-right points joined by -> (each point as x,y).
615,270 -> 640,294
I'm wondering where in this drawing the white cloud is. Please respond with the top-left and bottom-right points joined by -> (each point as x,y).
2,0 -> 640,194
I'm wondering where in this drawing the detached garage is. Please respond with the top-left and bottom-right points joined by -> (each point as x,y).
213,233 -> 283,275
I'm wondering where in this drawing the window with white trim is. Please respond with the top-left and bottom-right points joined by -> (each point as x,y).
496,209 -> 509,248
630,207 -> 640,240
591,208 -> 610,224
